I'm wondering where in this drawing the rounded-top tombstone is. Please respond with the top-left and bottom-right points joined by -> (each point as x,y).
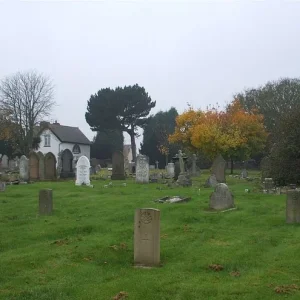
19,155 -> 29,182
75,155 -> 91,186
209,183 -> 234,210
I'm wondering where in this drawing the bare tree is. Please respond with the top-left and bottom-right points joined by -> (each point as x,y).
0,70 -> 55,155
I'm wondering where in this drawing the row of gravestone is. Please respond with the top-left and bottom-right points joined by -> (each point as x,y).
19,152 -> 57,181
0,155 -> 19,171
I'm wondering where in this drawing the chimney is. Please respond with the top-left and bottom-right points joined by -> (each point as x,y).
40,121 -> 50,129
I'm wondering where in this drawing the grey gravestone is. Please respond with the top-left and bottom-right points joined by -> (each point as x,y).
286,190 -> 300,223
111,151 -> 125,180
136,155 -> 149,183
241,169 -> 248,179
209,183 -> 234,210
19,155 -> 29,181
0,182 -> 6,192
155,161 -> 159,169
134,208 -> 160,267
191,154 -> 197,176
211,154 -> 226,183
75,155 -> 91,185
166,163 -> 175,178
1,155 -> 8,169
205,174 -> 218,188
95,164 -> 101,173
149,165 -> 155,170
39,189 -> 53,215
176,150 -> 192,186
174,161 -> 180,180
8,159 -> 15,170
263,178 -> 274,191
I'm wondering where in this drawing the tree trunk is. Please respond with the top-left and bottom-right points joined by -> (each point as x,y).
130,130 -> 137,162
230,157 -> 234,175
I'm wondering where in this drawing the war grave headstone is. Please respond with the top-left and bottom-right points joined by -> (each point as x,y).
134,208 -> 160,267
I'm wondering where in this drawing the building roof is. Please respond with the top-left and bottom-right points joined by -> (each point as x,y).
46,124 -> 92,145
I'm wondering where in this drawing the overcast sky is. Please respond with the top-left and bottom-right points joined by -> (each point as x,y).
1,0 -> 300,149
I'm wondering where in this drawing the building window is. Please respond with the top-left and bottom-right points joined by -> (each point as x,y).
44,134 -> 51,147
72,144 -> 81,154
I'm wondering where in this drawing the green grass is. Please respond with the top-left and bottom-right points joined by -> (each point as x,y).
1,170 -> 300,300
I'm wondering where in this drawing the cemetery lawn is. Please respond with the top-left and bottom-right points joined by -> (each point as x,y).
1,171 -> 300,300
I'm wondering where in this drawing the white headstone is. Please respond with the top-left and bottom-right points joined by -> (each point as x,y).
1,155 -> 8,169
136,155 -> 149,183
75,155 -> 91,186
19,155 -> 29,181
166,163 -> 175,178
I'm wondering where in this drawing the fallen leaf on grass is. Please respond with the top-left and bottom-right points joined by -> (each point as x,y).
83,257 -> 93,262
51,238 -> 69,246
109,243 -> 128,251
274,284 -> 299,294
230,271 -> 241,277
209,264 -> 224,271
112,291 -> 128,300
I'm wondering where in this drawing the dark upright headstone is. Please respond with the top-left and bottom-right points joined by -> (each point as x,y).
39,189 -> 53,215
211,154 -> 226,183
111,151 -> 125,180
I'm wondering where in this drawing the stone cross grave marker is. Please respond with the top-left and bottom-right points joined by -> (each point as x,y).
136,155 -> 149,183
209,183 -> 234,210
19,155 -> 29,182
134,208 -> 160,267
286,190 -> 300,223
39,189 -> 53,215
211,154 -> 226,183
75,156 -> 91,186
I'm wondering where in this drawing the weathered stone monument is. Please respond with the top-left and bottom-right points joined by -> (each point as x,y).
176,150 -> 192,186
155,161 -> 159,169
211,154 -> 226,183
205,174 -> 218,188
191,154 -> 196,175
19,155 -> 29,182
0,182 -> 6,192
136,155 -> 149,183
75,155 -> 91,186
39,189 -> 53,215
44,152 -> 56,180
1,155 -> 8,169
111,151 -> 125,180
37,152 -> 45,180
29,151 -> 40,180
241,169 -> 248,179
286,190 -> 300,223
209,183 -> 234,210
166,163 -> 175,178
263,178 -> 274,191
134,208 -> 160,267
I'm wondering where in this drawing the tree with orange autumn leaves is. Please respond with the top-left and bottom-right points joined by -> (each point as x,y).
169,99 -> 267,171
